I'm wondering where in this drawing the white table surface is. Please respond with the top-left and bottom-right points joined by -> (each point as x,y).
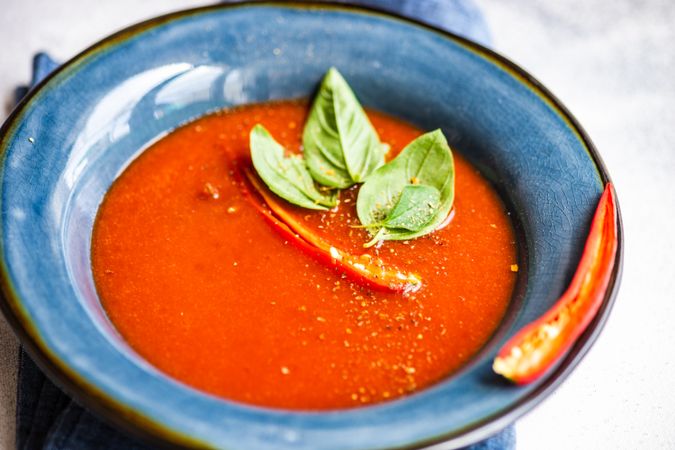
1,1 -> 674,449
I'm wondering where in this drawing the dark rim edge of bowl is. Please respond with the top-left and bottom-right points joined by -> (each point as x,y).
0,1 -> 625,449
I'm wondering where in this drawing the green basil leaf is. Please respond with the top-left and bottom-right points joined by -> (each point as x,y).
303,67 -> 385,188
381,184 -> 441,230
356,129 -> 455,246
250,124 -> 337,210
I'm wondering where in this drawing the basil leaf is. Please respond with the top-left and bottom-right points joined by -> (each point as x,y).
250,124 -> 337,210
381,184 -> 441,230
303,67 -> 385,188
356,129 -> 455,246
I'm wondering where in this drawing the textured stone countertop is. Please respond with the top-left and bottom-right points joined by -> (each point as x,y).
1,1 -> 673,449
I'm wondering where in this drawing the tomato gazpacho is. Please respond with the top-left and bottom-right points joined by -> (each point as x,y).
92,69 -> 517,409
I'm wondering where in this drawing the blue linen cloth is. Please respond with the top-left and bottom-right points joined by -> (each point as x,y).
13,2 -> 514,449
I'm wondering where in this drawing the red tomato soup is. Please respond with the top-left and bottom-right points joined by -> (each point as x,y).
92,101 -> 517,409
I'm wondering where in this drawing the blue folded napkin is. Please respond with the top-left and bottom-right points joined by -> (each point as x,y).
13,2 -> 514,449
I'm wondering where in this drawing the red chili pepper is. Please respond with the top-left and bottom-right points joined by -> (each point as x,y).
240,169 -> 422,294
493,183 -> 618,384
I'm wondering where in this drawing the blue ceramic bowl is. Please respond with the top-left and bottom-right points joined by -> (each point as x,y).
0,2 -> 622,449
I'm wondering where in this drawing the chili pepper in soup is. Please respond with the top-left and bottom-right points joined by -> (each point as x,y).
91,101 -> 517,409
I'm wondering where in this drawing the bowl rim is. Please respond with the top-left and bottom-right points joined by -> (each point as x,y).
0,1 -> 624,448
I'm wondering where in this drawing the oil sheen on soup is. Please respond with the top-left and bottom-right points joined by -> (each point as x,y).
92,101 -> 518,410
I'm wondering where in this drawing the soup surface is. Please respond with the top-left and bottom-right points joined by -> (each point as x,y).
92,101 -> 517,409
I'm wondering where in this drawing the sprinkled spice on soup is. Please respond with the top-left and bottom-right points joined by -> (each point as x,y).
92,70 -> 517,409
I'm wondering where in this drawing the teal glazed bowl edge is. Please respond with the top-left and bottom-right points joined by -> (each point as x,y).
0,2 -> 623,449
